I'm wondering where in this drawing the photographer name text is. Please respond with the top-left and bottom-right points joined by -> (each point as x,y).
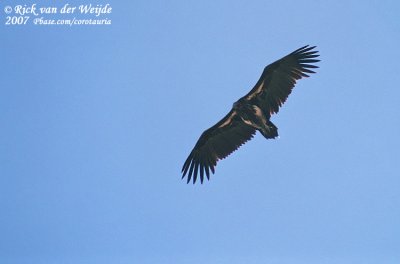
14,4 -> 111,17
3,3 -> 113,26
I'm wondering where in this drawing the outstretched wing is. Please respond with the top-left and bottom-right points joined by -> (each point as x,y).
182,110 -> 256,184
244,45 -> 319,116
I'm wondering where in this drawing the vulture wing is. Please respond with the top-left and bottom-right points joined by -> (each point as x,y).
243,45 -> 319,116
181,110 -> 256,184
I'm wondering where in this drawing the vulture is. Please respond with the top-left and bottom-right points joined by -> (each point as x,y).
182,45 -> 320,184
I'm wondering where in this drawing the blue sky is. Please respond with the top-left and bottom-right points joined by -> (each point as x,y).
1,0 -> 400,263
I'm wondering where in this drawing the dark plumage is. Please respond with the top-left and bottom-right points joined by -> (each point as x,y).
182,45 -> 320,184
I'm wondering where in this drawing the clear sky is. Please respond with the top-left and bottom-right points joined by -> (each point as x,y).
1,0 -> 400,263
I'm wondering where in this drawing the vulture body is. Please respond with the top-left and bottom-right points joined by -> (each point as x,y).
182,45 -> 320,184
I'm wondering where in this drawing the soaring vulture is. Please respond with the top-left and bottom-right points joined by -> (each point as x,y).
182,45 -> 320,184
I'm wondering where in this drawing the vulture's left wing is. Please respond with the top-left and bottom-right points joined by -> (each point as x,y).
182,110 -> 256,184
